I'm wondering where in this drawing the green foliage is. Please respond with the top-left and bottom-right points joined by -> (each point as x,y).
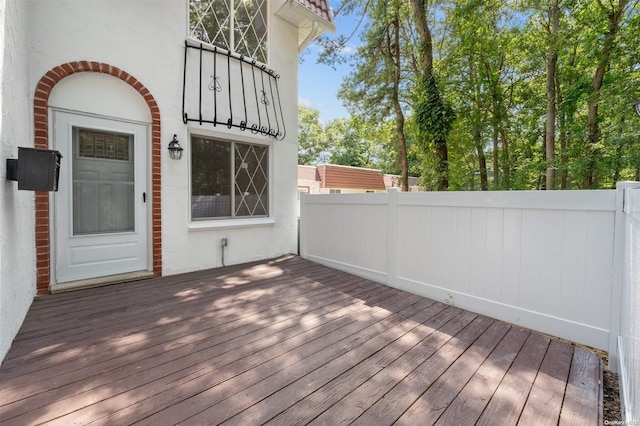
414,73 -> 456,144
325,118 -> 373,168
305,0 -> 640,190
297,106 -> 328,165
298,106 -> 397,171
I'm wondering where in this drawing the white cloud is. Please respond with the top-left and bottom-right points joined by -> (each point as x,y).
298,96 -> 315,108
338,44 -> 356,55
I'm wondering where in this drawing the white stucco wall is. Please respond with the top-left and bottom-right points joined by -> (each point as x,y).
27,0 -> 300,279
49,73 -> 152,123
0,0 -> 37,363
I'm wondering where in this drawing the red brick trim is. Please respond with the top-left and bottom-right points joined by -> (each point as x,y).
33,62 -> 162,294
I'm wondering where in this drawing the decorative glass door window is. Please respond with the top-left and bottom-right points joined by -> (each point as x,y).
191,136 -> 269,219
72,128 -> 135,235
189,0 -> 268,64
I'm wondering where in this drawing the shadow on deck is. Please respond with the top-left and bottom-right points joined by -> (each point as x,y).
0,255 -> 602,425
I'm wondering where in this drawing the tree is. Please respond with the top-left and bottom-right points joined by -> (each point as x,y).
325,117 -> 377,167
337,0 -> 413,190
442,0 -> 519,190
298,106 -> 328,165
411,0 -> 454,191
583,0 -> 632,188
388,2 -> 410,191
305,0 -> 640,191
544,0 -> 561,190
298,106 -> 386,169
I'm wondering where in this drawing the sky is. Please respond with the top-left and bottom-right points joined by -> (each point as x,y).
298,9 -> 363,124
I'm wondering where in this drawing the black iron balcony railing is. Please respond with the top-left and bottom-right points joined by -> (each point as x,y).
182,40 -> 286,140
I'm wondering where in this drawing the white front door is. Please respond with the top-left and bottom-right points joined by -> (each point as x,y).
54,111 -> 149,283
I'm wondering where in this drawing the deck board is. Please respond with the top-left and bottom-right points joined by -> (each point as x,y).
350,315 -> 494,425
434,326 -> 530,426
266,304 -> 455,426
395,320 -> 512,425
476,332 -> 550,426
0,255 -> 604,425
559,347 -> 603,426
519,339 -> 574,426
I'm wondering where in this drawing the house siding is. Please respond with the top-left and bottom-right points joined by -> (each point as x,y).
319,165 -> 387,191
24,0 -> 300,283
0,0 -> 330,364
0,0 -> 37,362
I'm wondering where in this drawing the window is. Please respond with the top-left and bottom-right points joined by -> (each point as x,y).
191,136 -> 269,220
73,128 -> 134,234
189,0 -> 268,64
78,129 -> 130,161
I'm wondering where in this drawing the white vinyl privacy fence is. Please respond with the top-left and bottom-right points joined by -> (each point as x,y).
618,183 -> 640,423
301,182 -> 640,421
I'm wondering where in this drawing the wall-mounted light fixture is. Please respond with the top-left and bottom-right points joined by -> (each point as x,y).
635,102 -> 640,117
168,134 -> 184,160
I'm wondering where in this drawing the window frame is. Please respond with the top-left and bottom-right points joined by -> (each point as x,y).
187,0 -> 270,65
188,132 -> 273,229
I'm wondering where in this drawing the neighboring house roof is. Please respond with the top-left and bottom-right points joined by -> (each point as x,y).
317,164 -> 386,191
298,165 -> 422,192
383,174 -> 421,189
298,164 -> 321,181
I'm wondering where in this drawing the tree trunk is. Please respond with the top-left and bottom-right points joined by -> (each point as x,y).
583,0 -> 629,188
558,44 -> 578,189
559,118 -> 568,189
557,71 -> 568,189
390,12 -> 409,191
612,157 -> 621,188
435,137 -> 449,191
411,0 -> 450,191
410,0 -> 433,76
474,123 -> 488,191
500,131 -> 510,188
545,1 -> 559,190
491,125 -> 499,188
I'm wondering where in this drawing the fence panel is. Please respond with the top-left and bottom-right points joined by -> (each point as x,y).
301,189 -> 617,352
394,191 -> 616,350
300,193 -> 389,283
619,185 -> 640,423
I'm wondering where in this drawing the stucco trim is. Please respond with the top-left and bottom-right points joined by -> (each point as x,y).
33,61 -> 162,294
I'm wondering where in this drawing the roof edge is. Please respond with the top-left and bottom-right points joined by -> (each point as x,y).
276,0 -> 336,33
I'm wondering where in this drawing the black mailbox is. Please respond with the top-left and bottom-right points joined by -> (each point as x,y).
6,147 -> 63,192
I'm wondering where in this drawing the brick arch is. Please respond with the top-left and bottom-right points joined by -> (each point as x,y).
34,61 -> 162,294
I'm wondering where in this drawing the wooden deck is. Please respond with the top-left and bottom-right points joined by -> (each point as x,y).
0,255 -> 603,425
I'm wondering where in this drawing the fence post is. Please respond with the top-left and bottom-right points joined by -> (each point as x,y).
387,188 -> 399,288
299,192 -> 307,259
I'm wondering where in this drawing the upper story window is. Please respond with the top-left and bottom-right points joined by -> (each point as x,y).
189,0 -> 268,64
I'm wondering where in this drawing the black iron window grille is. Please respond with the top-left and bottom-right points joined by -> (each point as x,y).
182,40 -> 286,141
